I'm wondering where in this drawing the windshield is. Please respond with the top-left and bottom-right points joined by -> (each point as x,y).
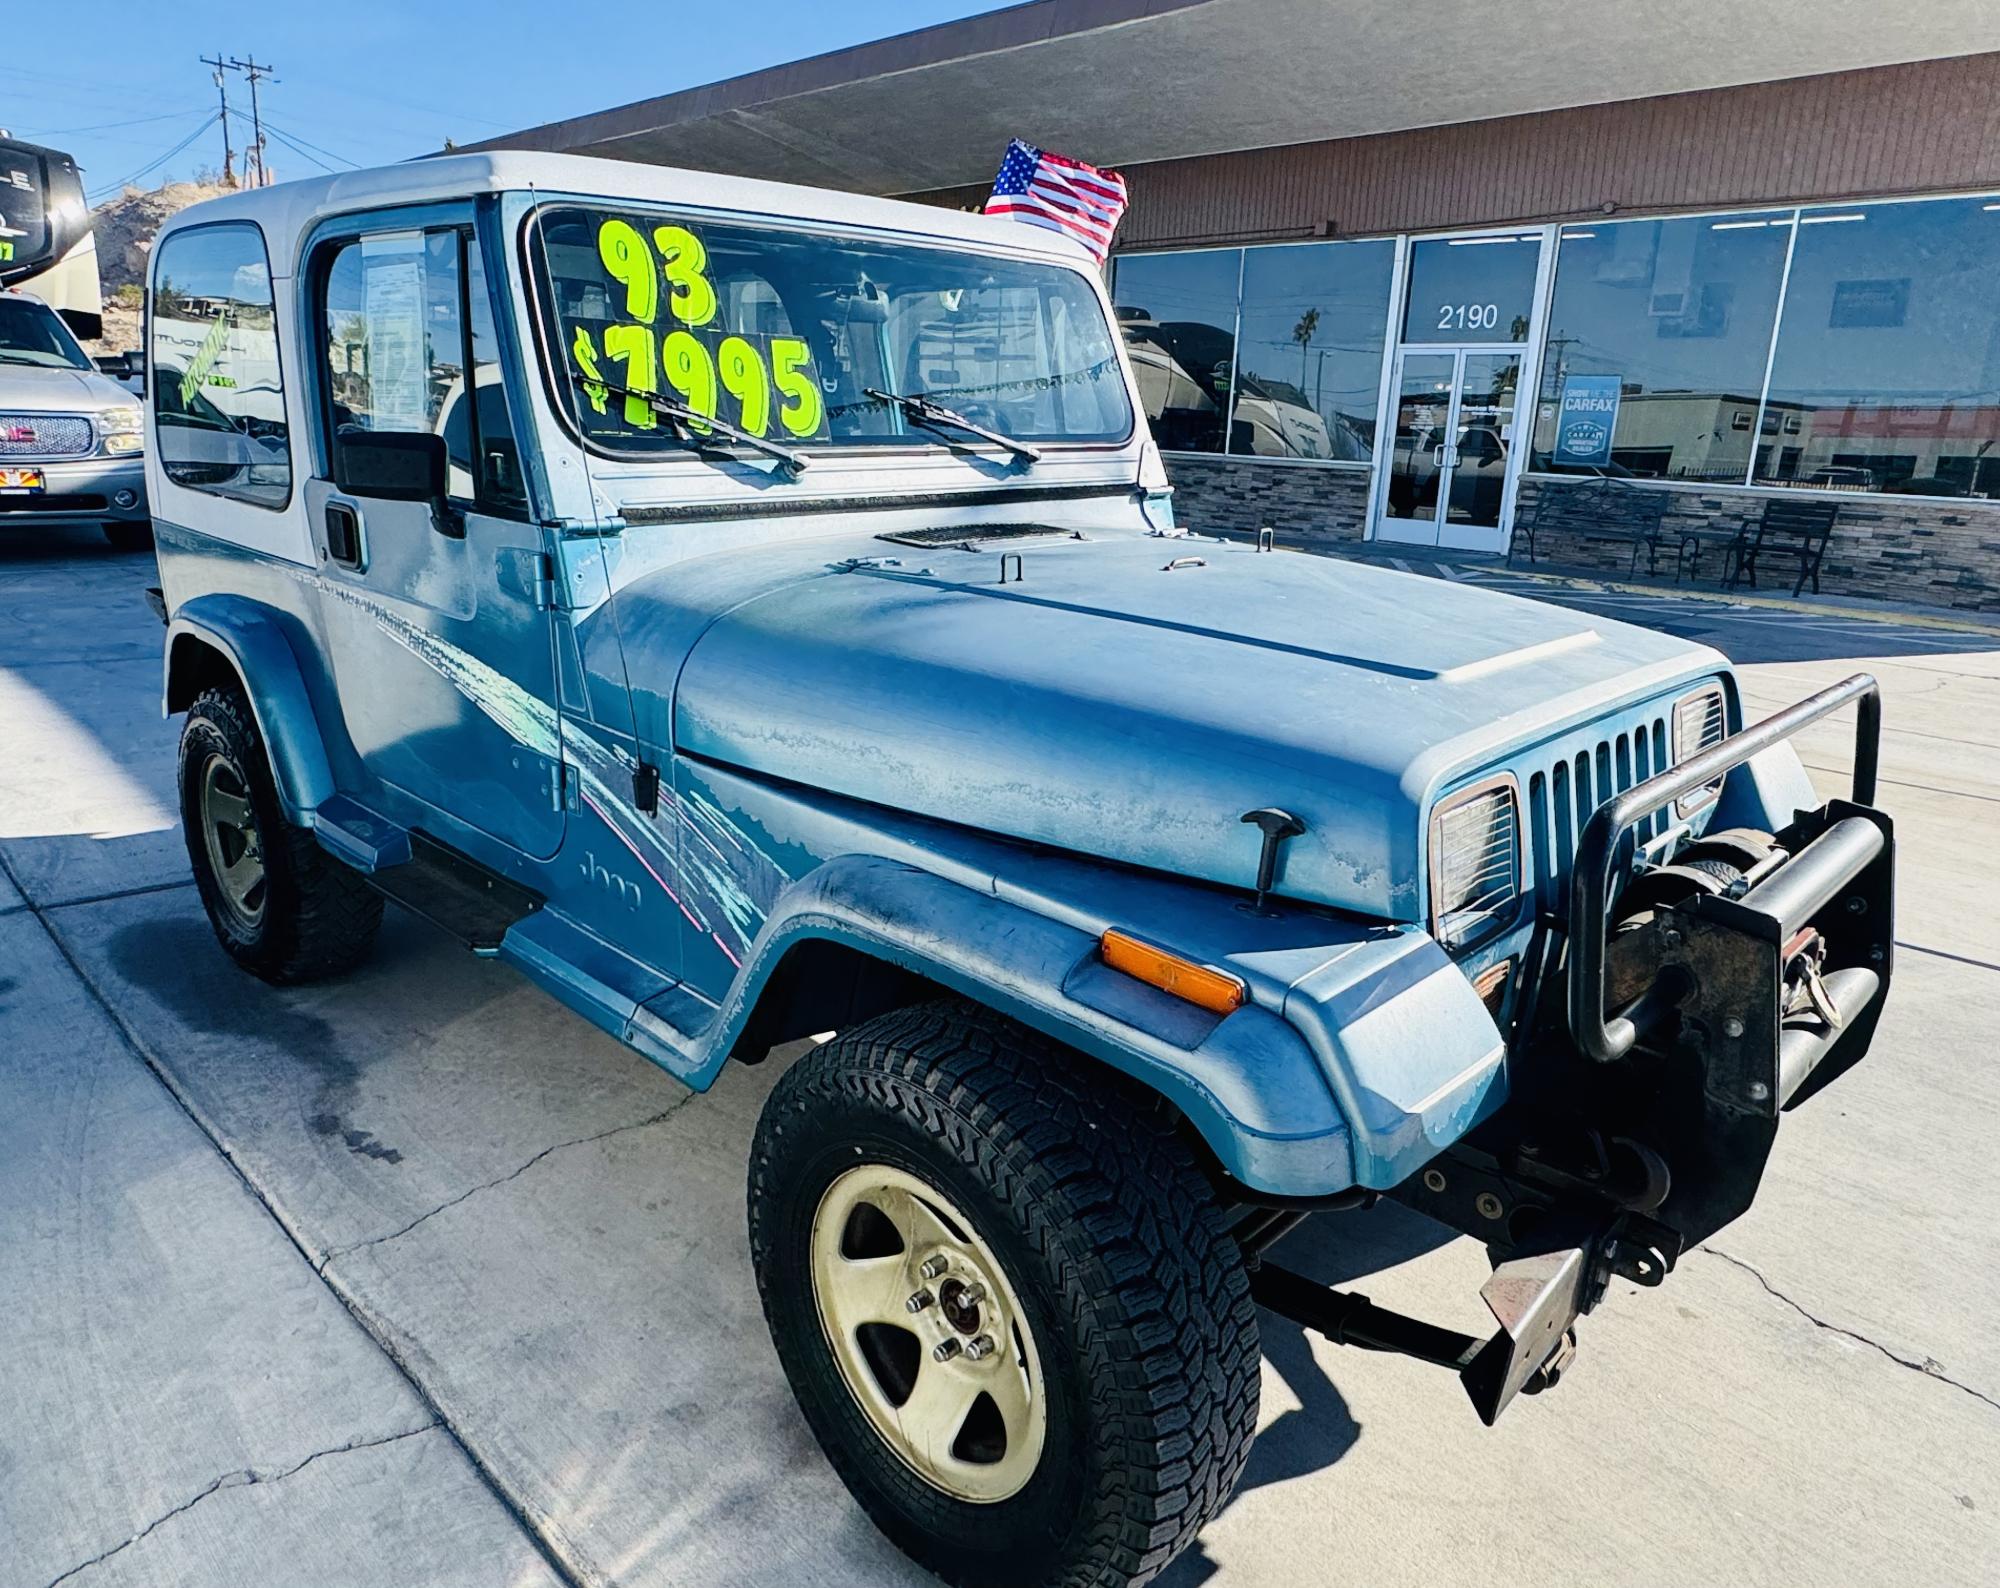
530,204 -> 1132,457
0,296 -> 91,370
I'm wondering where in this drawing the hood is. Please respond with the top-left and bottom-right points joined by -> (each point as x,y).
0,361 -> 133,411
665,532 -> 1721,921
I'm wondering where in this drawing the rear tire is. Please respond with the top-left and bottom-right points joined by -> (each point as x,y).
102,519 -> 154,552
748,1001 -> 1259,1588
179,685 -> 383,983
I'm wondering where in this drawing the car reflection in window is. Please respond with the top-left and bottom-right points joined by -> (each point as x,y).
156,372 -> 289,489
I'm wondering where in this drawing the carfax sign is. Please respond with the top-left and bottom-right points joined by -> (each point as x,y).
1554,375 -> 1621,467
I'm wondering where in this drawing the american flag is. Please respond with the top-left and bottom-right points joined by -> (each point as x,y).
983,139 -> 1129,263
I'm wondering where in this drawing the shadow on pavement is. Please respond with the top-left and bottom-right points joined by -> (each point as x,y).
1160,1199 -> 1456,1587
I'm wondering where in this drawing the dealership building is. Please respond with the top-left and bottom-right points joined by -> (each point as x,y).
478,1 -> 2000,613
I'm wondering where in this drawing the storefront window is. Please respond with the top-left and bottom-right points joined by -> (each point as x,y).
1756,195 -> 2000,496
1231,240 -> 1394,460
1111,249 -> 1240,453
1532,212 -> 1791,482
1402,235 -> 1540,344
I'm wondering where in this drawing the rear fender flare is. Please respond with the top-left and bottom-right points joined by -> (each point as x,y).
165,595 -> 335,822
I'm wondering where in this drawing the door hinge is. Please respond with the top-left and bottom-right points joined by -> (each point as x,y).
632,760 -> 661,816
532,554 -> 559,610
551,760 -> 579,812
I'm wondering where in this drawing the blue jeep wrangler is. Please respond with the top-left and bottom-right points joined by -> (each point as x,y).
144,154 -> 1894,1587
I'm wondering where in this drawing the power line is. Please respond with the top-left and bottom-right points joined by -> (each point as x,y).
258,121 -> 338,175
257,117 -> 359,170
0,62 -> 192,109
85,110 -> 218,202
10,106 -> 208,137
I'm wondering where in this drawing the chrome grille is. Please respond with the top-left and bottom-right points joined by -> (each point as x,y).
0,413 -> 93,458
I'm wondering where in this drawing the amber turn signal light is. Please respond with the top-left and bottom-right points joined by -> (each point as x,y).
1472,958 -> 1514,1015
1099,929 -> 1247,1015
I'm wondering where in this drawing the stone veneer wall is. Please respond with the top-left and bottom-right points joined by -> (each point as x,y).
1514,476 -> 2000,616
1159,455 -> 1372,547
1161,458 -> 2000,614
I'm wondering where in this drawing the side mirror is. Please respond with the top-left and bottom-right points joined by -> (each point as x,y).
95,353 -> 134,377
334,430 -> 446,503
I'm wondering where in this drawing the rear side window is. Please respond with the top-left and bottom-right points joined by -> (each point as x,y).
151,222 -> 292,509
317,227 -> 528,515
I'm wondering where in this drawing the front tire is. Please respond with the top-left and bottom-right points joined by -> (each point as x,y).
179,685 -> 383,983
749,1002 -> 1259,1588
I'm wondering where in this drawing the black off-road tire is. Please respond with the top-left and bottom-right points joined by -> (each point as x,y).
749,1001 -> 1260,1588
102,519 -> 154,552
179,685 -> 383,983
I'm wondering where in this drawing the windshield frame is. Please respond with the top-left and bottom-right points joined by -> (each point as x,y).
516,198 -> 1138,467
0,293 -> 94,373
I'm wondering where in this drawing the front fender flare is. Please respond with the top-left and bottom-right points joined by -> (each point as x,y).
165,594 -> 335,822
624,854 -> 1356,1199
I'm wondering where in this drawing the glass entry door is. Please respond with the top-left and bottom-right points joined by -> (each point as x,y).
1377,346 -> 1523,553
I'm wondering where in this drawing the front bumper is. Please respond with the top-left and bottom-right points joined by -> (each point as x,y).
1254,673 -> 1895,1424
0,453 -> 148,527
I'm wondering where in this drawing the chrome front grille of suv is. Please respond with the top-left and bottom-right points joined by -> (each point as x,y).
0,413 -> 95,458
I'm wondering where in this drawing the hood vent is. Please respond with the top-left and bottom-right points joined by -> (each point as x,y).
877,523 -> 1078,548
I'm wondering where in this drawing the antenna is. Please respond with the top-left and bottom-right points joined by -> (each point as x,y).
226,57 -> 276,186
200,53 -> 235,186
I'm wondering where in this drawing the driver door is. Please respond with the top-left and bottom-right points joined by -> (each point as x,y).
305,215 -> 567,861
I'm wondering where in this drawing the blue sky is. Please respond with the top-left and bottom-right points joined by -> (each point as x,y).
1,0 -> 997,203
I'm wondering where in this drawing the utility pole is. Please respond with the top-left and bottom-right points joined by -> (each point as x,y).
226,57 -> 275,187
200,53 -> 235,186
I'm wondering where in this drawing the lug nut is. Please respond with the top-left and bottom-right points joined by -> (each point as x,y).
906,1289 -> 935,1314
920,1255 -> 951,1281
958,1282 -> 986,1307
965,1333 -> 997,1361
932,1338 -> 962,1362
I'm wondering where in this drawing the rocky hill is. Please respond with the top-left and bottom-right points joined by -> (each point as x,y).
85,179 -> 234,352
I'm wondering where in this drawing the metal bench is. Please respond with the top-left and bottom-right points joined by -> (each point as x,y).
1511,476 -> 1671,576
1727,496 -> 1840,598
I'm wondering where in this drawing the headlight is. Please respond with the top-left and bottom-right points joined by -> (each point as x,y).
1428,775 -> 1523,952
100,406 -> 145,455
1672,685 -> 1728,815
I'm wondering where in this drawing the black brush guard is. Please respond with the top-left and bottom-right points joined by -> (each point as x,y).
1252,673 -> 1893,1425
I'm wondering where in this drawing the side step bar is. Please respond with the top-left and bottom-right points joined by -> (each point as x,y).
362,831 -> 543,951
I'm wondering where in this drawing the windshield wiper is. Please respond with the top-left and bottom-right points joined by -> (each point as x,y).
569,371 -> 811,476
862,387 -> 1041,463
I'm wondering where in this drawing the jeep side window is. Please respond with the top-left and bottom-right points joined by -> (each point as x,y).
317,228 -> 527,516
150,221 -> 292,508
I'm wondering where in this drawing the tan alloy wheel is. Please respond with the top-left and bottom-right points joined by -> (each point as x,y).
810,1164 -> 1048,1504
198,751 -> 266,930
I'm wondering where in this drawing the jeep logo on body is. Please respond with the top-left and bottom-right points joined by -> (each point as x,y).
579,850 -> 643,910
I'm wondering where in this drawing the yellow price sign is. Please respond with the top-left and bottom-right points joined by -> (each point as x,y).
577,214 -> 828,444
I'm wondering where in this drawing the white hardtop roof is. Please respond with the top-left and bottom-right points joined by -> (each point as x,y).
152,150 -> 1095,272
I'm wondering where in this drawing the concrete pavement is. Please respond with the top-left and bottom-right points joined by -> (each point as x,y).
2,522 -> 1996,1586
